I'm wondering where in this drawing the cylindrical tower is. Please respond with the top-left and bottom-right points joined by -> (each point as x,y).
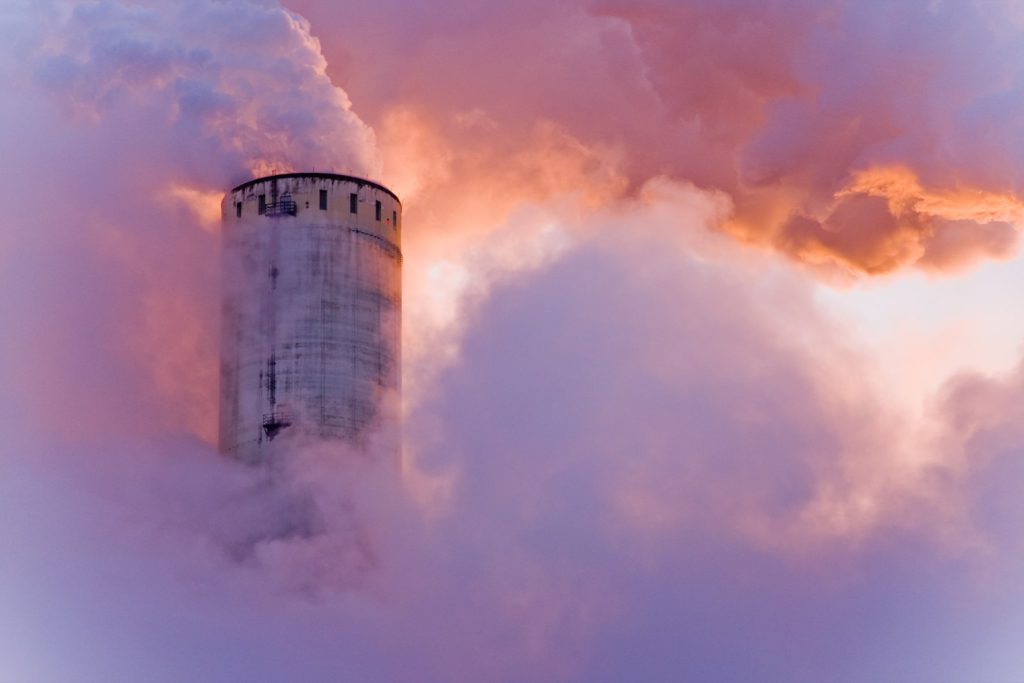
219,173 -> 402,464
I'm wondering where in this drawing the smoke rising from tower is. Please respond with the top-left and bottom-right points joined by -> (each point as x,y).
7,1 -> 1024,682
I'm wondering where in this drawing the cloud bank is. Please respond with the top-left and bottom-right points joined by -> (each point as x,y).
292,0 -> 1024,276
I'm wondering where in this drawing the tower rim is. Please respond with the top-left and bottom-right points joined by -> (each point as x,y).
230,172 -> 401,206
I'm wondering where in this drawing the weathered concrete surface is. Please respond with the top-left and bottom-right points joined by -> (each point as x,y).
219,173 -> 401,465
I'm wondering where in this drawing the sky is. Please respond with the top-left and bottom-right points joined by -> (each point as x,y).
4,0 -> 1024,680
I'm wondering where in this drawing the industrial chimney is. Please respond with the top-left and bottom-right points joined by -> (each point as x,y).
219,173 -> 402,465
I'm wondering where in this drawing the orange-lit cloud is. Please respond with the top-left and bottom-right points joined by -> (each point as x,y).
284,0 -> 1024,278
767,167 -> 1024,274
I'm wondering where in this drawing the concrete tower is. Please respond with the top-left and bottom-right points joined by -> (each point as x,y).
219,173 -> 402,464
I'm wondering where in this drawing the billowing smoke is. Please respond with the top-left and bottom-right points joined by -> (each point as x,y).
29,0 -> 378,182
292,0 -> 1024,276
5,0 -> 1024,681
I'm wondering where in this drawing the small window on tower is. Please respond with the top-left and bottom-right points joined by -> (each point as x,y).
258,194 -> 266,215
319,189 -> 328,210
350,193 -> 357,214
375,200 -> 382,221
392,210 -> 397,227
235,201 -> 242,218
